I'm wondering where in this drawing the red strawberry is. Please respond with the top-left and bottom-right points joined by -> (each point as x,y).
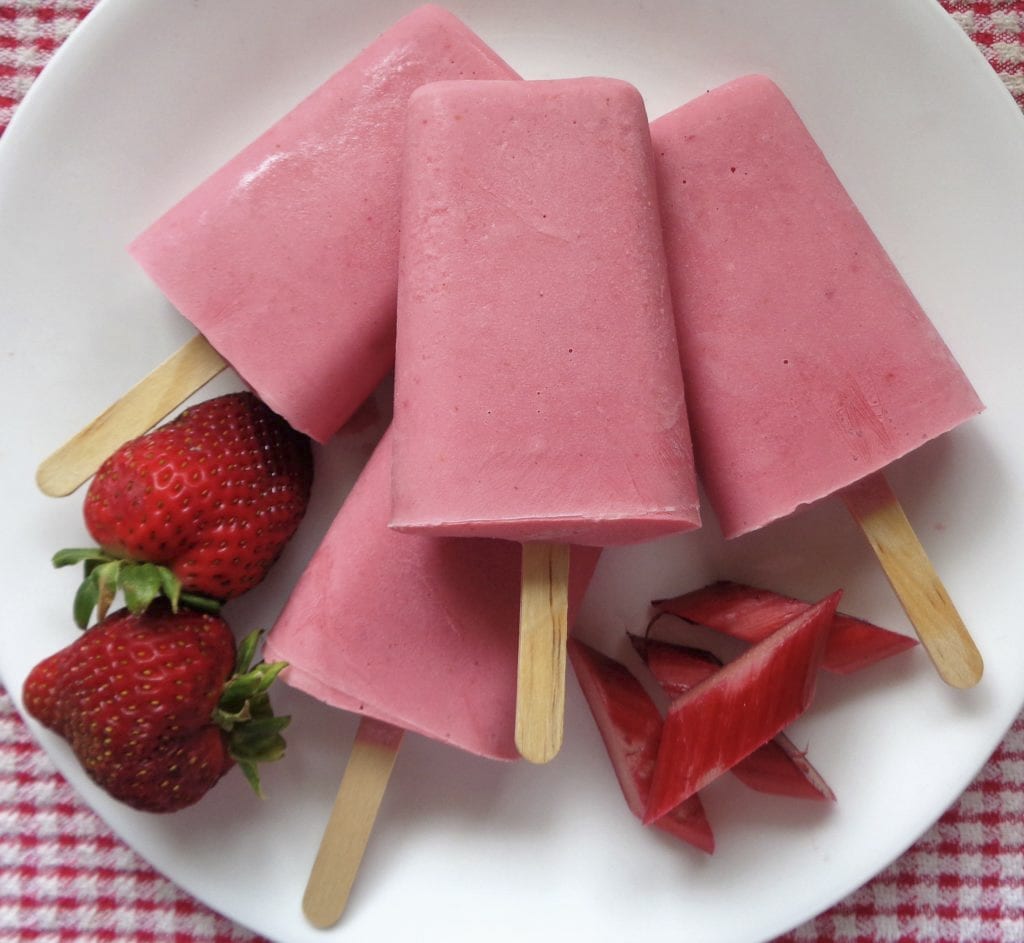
643,593 -> 838,824
55,392 -> 313,626
22,601 -> 289,813
568,638 -> 714,853
653,581 -> 916,674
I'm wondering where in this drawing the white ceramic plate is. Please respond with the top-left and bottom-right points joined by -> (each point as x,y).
1,2 -> 1022,941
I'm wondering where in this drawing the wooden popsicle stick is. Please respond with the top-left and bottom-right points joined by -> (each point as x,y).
35,334 -> 227,497
515,542 -> 571,764
302,717 -> 404,929
840,471 -> 983,689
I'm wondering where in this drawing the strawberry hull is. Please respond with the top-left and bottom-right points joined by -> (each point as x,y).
568,639 -> 714,853
643,593 -> 839,824
654,581 -> 915,674
629,636 -> 834,801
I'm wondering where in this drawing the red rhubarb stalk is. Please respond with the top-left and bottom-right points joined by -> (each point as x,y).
568,638 -> 714,853
629,636 -> 834,802
643,593 -> 839,824
653,581 -> 915,674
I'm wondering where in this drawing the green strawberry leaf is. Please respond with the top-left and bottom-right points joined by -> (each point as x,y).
231,715 -> 292,754
157,567 -> 182,612
220,634 -> 280,706
72,572 -> 100,630
234,629 -> 264,675
220,660 -> 288,712
52,548 -> 114,569
236,759 -> 264,798
213,633 -> 291,799
178,592 -> 222,615
56,547 -> 220,628
217,681 -> 258,718
93,560 -> 122,623
252,660 -> 288,695
121,563 -> 164,615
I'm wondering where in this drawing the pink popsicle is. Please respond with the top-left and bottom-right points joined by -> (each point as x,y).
266,429 -> 598,925
390,77 -> 700,546
652,75 -> 983,688
651,75 -> 984,540
389,76 -> 699,762
263,429 -> 601,759
129,5 -> 518,444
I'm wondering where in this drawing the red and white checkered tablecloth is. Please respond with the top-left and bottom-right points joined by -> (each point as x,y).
2,2 -> 1022,941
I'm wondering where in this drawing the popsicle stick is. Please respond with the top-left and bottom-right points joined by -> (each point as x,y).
515,542 -> 571,764
841,471 -> 983,689
302,717 -> 404,929
36,334 -> 227,497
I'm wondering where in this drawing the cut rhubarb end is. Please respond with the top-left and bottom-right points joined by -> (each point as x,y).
653,793 -> 716,853
653,581 -> 916,674
642,592 -> 839,824
629,635 -> 835,802
628,634 -> 722,699
568,638 -> 660,820
731,732 -> 836,802
569,638 -> 714,853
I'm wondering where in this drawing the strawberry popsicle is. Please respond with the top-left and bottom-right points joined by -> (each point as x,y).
263,429 -> 601,759
651,74 -> 983,541
391,77 -> 700,545
390,77 -> 701,759
264,428 -> 599,926
652,75 -> 984,687
128,6 -> 518,446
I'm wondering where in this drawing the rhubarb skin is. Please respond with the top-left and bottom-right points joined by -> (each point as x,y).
653,581 -> 915,674
568,638 -> 714,853
643,593 -> 839,824
629,636 -> 835,802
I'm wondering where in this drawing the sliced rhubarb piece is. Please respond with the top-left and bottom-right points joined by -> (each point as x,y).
730,733 -> 835,801
653,791 -> 715,849
629,636 -> 835,802
628,635 -> 723,699
643,593 -> 839,824
568,638 -> 714,853
653,581 -> 916,674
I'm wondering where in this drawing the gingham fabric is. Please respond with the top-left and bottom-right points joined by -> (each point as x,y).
942,0 -> 1024,105
2,2 -> 1022,941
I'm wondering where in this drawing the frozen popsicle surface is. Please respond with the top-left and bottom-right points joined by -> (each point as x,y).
651,75 -> 984,539
129,5 -> 518,443
263,430 -> 601,760
390,78 -> 701,546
